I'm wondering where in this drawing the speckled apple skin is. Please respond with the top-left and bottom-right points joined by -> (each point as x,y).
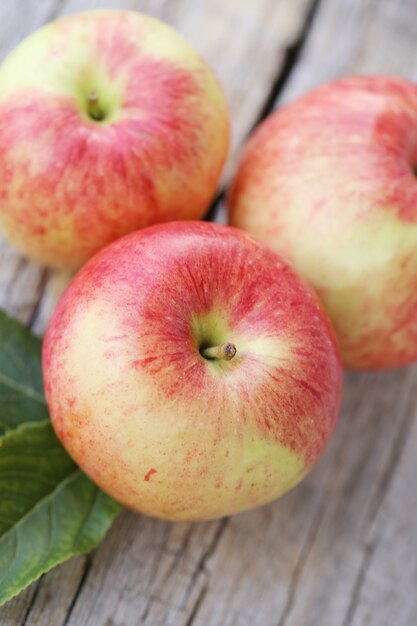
43,222 -> 342,522
0,11 -> 229,268
229,76 -> 417,369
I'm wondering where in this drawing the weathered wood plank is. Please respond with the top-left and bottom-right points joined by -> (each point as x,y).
189,368 -> 417,626
2,0 -> 416,624
349,399 -> 417,626
0,0 -> 316,624
194,1 -> 417,625
65,514 -> 226,626
0,583 -> 38,626
280,0 -> 417,106
269,2 -> 417,624
0,557 -> 87,626
24,558 -> 89,626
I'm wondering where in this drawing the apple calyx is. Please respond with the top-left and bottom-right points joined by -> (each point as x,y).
87,91 -> 104,121
200,342 -> 237,361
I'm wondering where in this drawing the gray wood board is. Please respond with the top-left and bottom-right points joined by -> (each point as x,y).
1,0 -> 417,624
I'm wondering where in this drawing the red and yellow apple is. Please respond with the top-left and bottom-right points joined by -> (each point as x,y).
43,221 -> 342,522
229,76 -> 417,369
0,10 -> 229,268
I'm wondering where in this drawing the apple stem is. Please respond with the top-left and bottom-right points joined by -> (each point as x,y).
201,342 -> 237,361
88,91 -> 103,121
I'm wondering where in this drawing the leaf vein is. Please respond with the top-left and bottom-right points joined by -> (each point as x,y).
0,371 -> 45,405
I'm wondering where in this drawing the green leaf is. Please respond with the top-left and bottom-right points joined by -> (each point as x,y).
0,421 -> 122,606
0,310 -> 48,435
0,420 -> 76,537
0,310 -> 123,605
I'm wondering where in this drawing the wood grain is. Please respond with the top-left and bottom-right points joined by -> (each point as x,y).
1,0 -> 417,624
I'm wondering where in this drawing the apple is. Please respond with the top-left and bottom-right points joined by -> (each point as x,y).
229,75 -> 417,369
0,11 -> 229,269
42,221 -> 342,522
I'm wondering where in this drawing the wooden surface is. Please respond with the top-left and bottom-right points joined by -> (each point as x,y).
1,0 -> 417,624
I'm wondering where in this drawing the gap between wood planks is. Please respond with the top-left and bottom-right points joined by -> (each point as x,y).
204,0 -> 321,223
20,584 -> 42,626
61,556 -> 93,626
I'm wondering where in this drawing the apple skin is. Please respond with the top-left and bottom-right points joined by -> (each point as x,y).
42,221 -> 342,522
229,76 -> 417,369
0,11 -> 229,269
